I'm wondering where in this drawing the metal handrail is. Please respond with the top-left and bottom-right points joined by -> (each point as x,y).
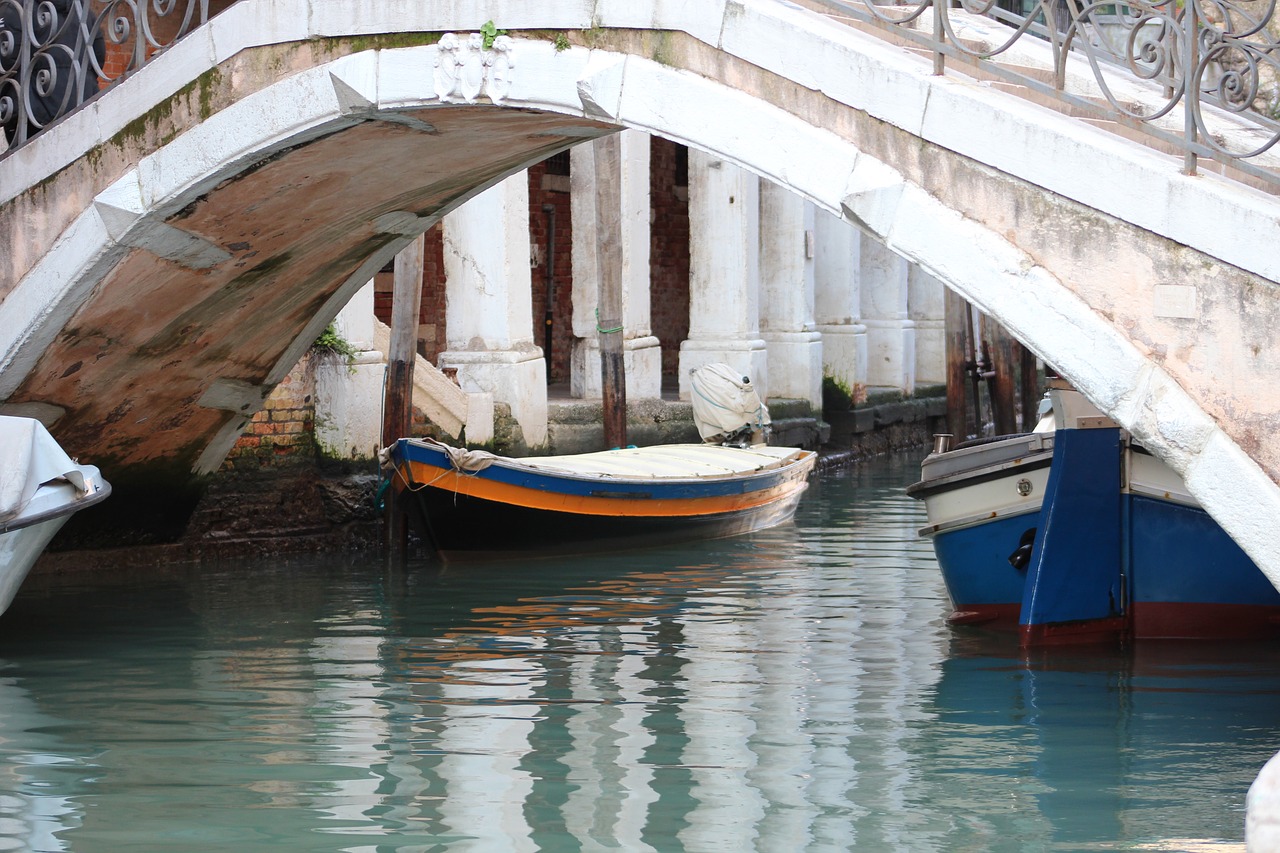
1,0 -> 209,149
809,0 -> 1280,189
3,0 -> 1279,189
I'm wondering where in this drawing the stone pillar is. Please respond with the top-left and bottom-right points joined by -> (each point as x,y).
909,264 -> 947,386
313,281 -> 386,461
678,150 -> 766,400
859,232 -> 916,394
569,131 -> 662,400
439,174 -> 548,449
813,210 -> 867,404
758,183 -> 821,408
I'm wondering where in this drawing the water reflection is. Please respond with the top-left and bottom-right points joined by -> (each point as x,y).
0,457 -> 1269,850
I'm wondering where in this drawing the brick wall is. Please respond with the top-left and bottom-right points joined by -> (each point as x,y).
649,137 -> 691,379
221,355 -> 317,470
527,159 -> 574,384
372,226 -> 446,363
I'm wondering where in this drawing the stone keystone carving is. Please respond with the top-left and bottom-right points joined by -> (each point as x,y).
434,33 -> 516,105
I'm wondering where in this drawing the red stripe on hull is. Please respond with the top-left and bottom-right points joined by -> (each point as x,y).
1019,617 -> 1127,647
1131,602 -> 1280,641
948,604 -> 1020,627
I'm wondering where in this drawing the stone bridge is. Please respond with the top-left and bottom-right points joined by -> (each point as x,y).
2,0 -> 1279,576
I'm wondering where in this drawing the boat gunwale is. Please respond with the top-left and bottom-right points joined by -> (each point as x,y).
917,503 -> 1042,538
0,475 -> 112,535
397,439 -> 817,490
906,448 -> 1054,499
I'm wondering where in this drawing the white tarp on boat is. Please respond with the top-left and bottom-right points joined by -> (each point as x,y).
689,363 -> 771,444
0,416 -> 86,524
415,438 -> 805,481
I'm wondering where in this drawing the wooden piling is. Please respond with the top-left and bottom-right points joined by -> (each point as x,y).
983,316 -> 1020,437
944,286 -> 970,440
382,234 -> 425,556
1020,346 -> 1041,431
593,134 -> 627,449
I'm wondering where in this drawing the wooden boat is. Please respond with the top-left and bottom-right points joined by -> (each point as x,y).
906,381 -> 1280,644
0,416 -> 111,614
384,439 -> 816,560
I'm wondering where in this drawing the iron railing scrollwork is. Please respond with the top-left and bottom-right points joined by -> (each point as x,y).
1,0 -> 1278,187
0,0 -> 208,150
818,0 -> 1280,187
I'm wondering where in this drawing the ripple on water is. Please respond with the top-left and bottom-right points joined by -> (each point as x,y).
0,457 -> 1271,851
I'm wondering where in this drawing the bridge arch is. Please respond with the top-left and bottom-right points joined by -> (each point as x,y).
1,0 -> 1278,577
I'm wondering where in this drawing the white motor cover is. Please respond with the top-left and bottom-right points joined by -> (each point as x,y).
689,363 -> 771,443
0,416 -> 86,524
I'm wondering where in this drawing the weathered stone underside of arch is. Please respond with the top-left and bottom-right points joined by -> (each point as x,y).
0,0 -> 1276,574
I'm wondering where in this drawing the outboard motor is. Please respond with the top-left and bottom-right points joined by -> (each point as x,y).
689,363 -> 771,447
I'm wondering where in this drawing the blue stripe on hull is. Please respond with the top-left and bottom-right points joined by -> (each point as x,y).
396,440 -> 792,499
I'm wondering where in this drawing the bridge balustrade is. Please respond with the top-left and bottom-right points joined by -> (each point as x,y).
814,0 -> 1280,188
1,0 -> 1278,189
0,0 -> 210,149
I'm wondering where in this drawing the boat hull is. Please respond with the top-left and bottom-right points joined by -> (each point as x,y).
0,460 -> 111,616
910,417 -> 1280,642
0,516 -> 71,613
388,440 -> 816,560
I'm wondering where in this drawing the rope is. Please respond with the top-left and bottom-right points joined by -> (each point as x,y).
595,308 -> 623,335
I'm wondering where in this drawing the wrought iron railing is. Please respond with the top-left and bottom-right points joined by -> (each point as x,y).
2,0 -> 1279,188
812,0 -> 1280,188
0,0 -> 209,149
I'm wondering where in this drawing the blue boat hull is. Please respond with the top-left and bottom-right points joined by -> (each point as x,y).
932,493 -> 1280,640
914,419 -> 1280,643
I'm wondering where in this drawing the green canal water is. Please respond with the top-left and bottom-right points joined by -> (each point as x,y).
0,454 -> 1276,852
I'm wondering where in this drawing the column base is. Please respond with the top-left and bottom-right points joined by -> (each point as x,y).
763,331 -> 823,409
439,348 -> 548,450
677,339 -> 768,402
818,323 -> 868,404
862,318 -> 917,394
314,350 -> 385,461
570,335 -> 662,400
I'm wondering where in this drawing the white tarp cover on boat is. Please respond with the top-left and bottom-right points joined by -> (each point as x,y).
689,363 -> 771,443
416,439 -> 805,481
0,416 -> 86,524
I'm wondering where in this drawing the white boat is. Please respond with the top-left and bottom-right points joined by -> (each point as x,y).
0,417 -> 110,614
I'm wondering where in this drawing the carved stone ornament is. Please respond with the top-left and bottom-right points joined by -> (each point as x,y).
434,32 -> 516,105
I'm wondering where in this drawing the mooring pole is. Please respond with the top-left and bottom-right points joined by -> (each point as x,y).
1020,345 -> 1041,432
593,133 -> 627,449
382,234 -> 425,556
963,301 -> 983,438
943,286 -> 969,440
983,315 -> 1019,437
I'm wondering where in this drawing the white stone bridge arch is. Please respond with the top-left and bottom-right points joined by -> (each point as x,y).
2,0 -> 1279,575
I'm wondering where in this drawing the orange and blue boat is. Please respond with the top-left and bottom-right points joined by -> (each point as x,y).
384,438 -> 816,560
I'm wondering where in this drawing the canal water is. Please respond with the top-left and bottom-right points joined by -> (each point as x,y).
0,454 -> 1276,852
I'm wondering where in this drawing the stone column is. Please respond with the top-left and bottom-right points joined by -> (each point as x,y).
813,210 -> 867,404
313,281 -> 386,461
439,173 -> 548,450
908,264 -> 947,386
758,183 -> 821,409
569,131 -> 662,400
678,150 -> 767,400
859,233 -> 916,394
